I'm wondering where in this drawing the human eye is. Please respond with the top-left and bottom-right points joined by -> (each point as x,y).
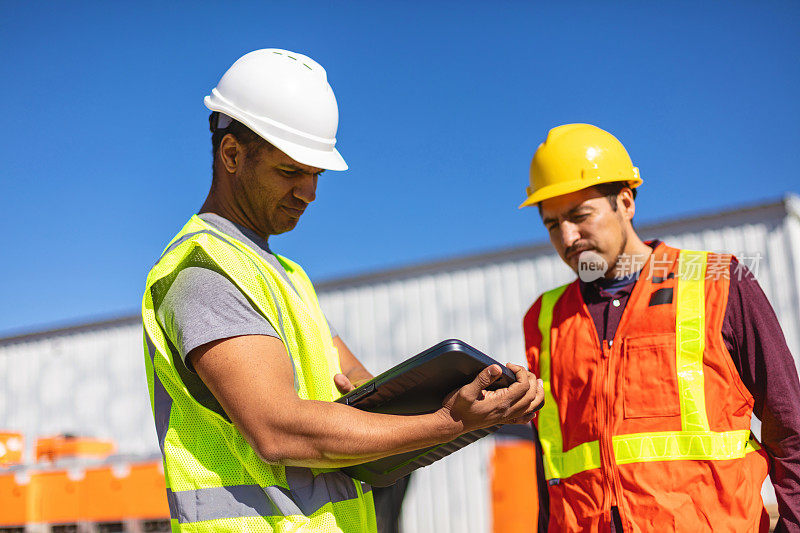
278,167 -> 301,178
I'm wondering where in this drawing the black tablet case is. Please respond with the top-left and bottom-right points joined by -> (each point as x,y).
335,339 -> 517,487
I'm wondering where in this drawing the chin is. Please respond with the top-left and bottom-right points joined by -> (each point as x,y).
563,255 -> 579,272
274,221 -> 300,235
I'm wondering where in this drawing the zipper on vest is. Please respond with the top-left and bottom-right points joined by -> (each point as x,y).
604,339 -> 629,533
601,339 -> 612,356
599,339 -> 617,510
581,296 -> 629,531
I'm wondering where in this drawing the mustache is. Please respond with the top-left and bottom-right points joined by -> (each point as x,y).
565,243 -> 594,258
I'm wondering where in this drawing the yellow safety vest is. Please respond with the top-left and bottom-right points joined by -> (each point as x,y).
142,215 -> 376,532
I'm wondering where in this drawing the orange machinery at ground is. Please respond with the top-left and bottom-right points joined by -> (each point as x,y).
0,432 -> 24,466
490,437 -> 539,533
3,432 -> 540,532
0,433 -> 170,532
0,433 -> 778,532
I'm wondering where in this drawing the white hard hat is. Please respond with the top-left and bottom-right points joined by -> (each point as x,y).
204,49 -> 347,171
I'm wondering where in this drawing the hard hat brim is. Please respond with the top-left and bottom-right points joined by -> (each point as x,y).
264,135 -> 348,171
205,94 -> 348,171
519,175 -> 642,208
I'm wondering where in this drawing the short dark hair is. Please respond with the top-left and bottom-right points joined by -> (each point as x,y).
593,181 -> 637,211
536,182 -> 638,215
209,112 -> 271,169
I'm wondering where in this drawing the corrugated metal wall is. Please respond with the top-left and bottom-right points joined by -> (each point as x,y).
1,196 -> 798,531
0,324 -> 158,457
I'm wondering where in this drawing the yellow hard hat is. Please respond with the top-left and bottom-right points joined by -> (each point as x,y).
519,123 -> 642,208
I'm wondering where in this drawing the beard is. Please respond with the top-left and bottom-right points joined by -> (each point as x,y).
605,230 -> 629,277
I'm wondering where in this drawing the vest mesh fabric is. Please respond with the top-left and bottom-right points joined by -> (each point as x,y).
142,216 -> 376,533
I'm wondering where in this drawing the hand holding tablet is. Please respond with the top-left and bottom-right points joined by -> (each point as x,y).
335,339 -> 544,486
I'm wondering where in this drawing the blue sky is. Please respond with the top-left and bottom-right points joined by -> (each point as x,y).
1,1 -> 798,336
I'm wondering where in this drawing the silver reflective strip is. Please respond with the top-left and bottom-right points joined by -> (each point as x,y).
166,470 -> 366,523
145,330 -> 158,363
152,375 -> 172,455
168,484 -> 274,524
263,485 -> 303,516
281,467 -> 360,515
166,486 -> 179,519
157,230 -> 209,262
146,332 -> 173,455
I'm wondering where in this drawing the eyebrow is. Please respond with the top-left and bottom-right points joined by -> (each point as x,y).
542,204 -> 592,225
277,164 -> 325,175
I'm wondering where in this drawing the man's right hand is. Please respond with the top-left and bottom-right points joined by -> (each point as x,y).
438,363 -> 544,434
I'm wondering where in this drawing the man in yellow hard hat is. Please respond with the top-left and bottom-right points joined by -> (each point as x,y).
141,49 -> 545,533
520,124 -> 800,532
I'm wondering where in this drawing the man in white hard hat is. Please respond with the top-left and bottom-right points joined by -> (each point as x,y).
141,49 -> 545,532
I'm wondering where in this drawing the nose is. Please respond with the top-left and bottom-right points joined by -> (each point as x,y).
559,220 -> 581,249
293,174 -> 317,204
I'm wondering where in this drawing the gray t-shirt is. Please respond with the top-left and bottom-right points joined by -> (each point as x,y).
156,212 -> 337,366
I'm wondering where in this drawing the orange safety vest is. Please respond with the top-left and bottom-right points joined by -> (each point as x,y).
523,243 -> 770,532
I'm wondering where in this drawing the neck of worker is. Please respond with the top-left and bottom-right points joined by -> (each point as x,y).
605,227 -> 652,280
199,171 -> 270,242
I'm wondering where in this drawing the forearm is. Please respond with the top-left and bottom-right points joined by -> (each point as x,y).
768,434 -> 800,532
763,408 -> 800,531
250,398 -> 460,468
191,337 -> 542,471
252,364 -> 543,468
724,261 -> 800,529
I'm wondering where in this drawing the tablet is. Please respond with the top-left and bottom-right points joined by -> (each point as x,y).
335,339 -> 519,487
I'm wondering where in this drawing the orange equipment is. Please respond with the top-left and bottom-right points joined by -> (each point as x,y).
0,434 -> 170,531
0,460 -> 170,531
490,439 -> 539,533
35,435 -> 115,463
0,432 -> 23,465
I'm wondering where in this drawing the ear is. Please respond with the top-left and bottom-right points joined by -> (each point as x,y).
617,187 -> 636,222
219,133 -> 243,174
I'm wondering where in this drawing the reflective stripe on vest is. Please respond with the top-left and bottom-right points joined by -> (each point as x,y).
537,250 -> 759,481
142,215 -> 376,532
165,472 -> 373,524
